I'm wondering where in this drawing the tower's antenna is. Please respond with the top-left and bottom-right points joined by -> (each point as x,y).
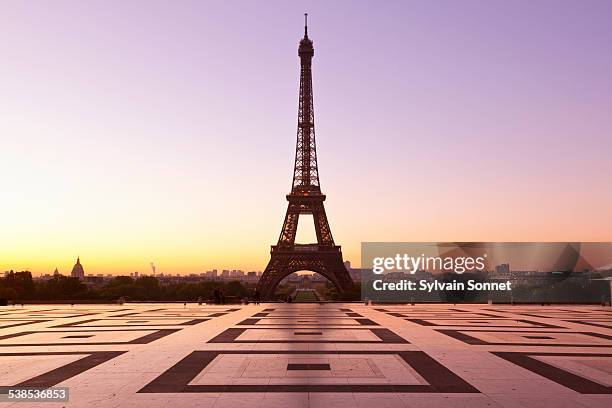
304,13 -> 308,37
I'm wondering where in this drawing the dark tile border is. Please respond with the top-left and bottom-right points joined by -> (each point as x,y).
0,308 -> 132,317
385,311 -> 504,319
261,308 -> 355,311
482,308 -> 591,314
260,308 -> 361,317
437,329 -> 612,347
110,312 -> 227,318
2,312 -> 98,318
517,312 -> 612,319
0,320 -> 51,329
523,335 -> 554,340
0,308 -> 56,314
0,328 -> 180,346
493,351 -> 612,394
564,320 -> 612,330
237,318 -> 260,325
287,363 -> 330,370
207,327 -> 408,343
258,314 -> 365,319
260,313 -> 362,317
110,309 -> 236,318
51,318 -> 209,328
0,351 -> 126,388
139,350 -> 478,393
406,318 -> 561,329
62,335 -> 94,339
237,317 -> 378,326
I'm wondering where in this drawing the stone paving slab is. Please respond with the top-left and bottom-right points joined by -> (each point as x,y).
0,303 -> 610,407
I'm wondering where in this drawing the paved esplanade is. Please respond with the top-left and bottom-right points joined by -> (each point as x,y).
0,303 -> 610,407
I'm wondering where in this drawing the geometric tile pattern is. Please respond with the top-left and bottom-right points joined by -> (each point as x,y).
0,351 -> 126,387
492,352 -> 612,394
138,350 -> 478,393
0,304 -> 610,407
436,329 -> 612,347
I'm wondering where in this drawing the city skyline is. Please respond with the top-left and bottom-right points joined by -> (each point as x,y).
2,1 -> 612,276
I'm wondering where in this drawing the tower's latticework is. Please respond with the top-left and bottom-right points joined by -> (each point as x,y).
257,15 -> 354,300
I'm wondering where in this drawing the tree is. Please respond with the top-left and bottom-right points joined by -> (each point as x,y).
38,276 -> 88,300
1,271 -> 35,299
225,281 -> 248,298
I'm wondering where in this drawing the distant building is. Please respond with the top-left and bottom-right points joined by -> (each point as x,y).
53,268 -> 60,277
71,257 -> 85,280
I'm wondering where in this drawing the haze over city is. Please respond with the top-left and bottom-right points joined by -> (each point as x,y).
2,0 -> 611,276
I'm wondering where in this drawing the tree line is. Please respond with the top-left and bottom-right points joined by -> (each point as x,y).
0,271 -> 252,302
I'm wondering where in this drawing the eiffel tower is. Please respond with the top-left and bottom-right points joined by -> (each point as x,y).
257,15 -> 354,300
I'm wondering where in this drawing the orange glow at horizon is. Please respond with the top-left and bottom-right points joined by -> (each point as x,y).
2,2 -> 611,276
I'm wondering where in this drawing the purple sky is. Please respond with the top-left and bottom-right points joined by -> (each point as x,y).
1,1 -> 611,274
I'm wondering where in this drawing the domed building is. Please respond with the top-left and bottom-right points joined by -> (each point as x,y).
71,257 -> 85,280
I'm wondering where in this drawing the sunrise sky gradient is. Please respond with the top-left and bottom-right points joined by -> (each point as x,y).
1,0 -> 611,276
